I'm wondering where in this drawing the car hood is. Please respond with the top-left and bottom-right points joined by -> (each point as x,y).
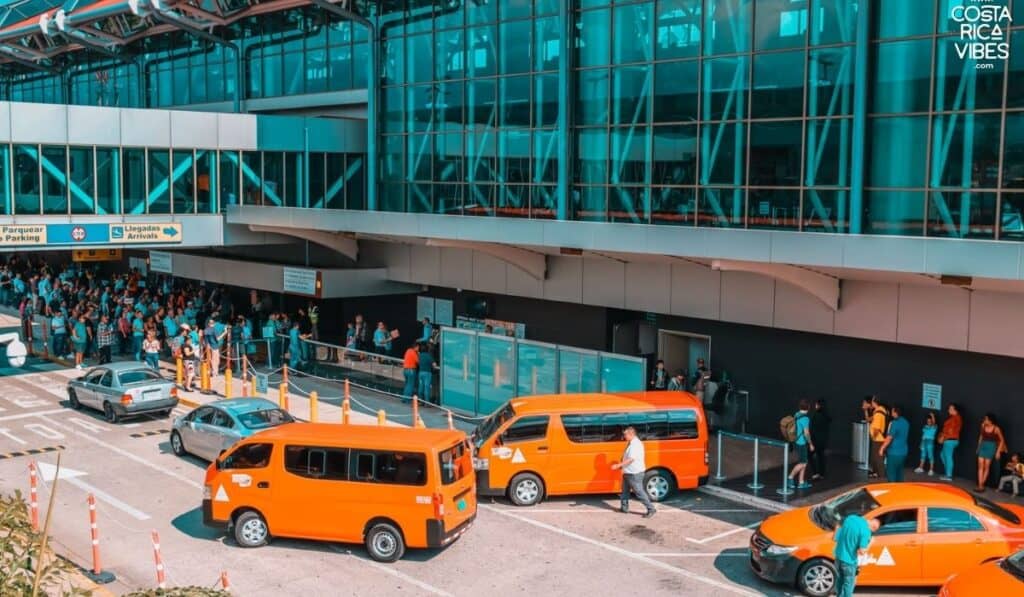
758,506 -> 830,547
942,560 -> 1023,594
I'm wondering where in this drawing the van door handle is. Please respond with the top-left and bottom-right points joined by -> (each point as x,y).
904,541 -> 918,547
537,446 -> 549,452
257,482 -> 270,489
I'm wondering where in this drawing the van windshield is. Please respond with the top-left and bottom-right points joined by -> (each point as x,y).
439,441 -> 472,485
473,402 -> 516,448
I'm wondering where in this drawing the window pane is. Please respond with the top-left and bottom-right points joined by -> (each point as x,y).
748,188 -> 800,230
927,191 -> 997,239
874,0 -> 933,38
500,20 -> 531,75
702,122 -> 746,185
1000,193 -> 1024,240
654,60 -> 699,122
875,509 -> 919,535
325,153 -> 347,210
749,121 -> 803,185
813,0 -> 858,45
578,70 -> 609,125
806,118 -> 852,186
148,149 -> 171,214
501,416 -> 550,443
352,451 -> 427,486
614,3 -> 654,64
870,117 -> 928,188
577,9 -> 610,67
931,113 -> 1001,188
574,186 -> 606,221
0,146 -> 9,214
69,146 -> 94,215
752,50 -> 805,118
223,443 -> 272,469
653,124 -> 697,186
96,148 -> 119,214
704,56 -> 748,120
699,187 -> 745,227
15,145 -> 40,215
934,39 -> 1005,111
1009,31 -> 1024,109
802,188 -> 850,233
172,150 -> 194,215
263,152 -> 285,207
756,0 -> 809,50
219,150 -> 239,208
866,191 -> 925,236
706,0 -> 751,55
41,146 -> 67,215
655,0 -> 702,60
926,508 -> 984,532
284,152 -> 301,208
873,40 -> 933,114
808,47 -> 854,117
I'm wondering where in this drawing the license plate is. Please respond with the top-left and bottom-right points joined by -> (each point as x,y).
142,390 -> 161,402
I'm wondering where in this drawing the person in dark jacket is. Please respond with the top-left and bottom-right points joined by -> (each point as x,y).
810,398 -> 833,480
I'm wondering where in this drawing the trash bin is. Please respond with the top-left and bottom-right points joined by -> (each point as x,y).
851,421 -> 869,468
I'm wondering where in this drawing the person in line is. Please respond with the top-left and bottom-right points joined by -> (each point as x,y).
810,398 -> 832,480
667,370 -> 686,391
976,413 -> 1007,493
787,399 -> 814,490
117,309 -> 131,356
867,396 -> 888,479
96,313 -> 114,365
132,308 -> 145,362
373,321 -> 392,356
181,334 -> 198,392
880,404 -> 910,482
914,412 -> 939,476
143,330 -> 161,370
50,310 -> 67,359
611,426 -> 655,518
71,313 -> 88,370
288,319 -> 304,371
998,453 -> 1024,497
938,403 -> 963,481
402,343 -> 419,402
649,359 -> 667,390
833,510 -> 881,597
418,317 -> 433,343
417,342 -> 435,404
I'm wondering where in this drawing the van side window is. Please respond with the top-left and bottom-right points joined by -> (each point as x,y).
562,410 -> 699,443
926,508 -> 985,533
352,450 -> 427,486
222,443 -> 272,469
285,445 -> 349,480
501,416 -> 549,443
561,414 -> 605,443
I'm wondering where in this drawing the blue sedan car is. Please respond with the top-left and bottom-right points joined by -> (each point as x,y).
170,398 -> 294,461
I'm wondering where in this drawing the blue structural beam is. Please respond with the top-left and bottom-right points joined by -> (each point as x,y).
556,0 -> 571,220
849,1 -> 870,234
19,146 -> 95,212
130,151 -> 195,215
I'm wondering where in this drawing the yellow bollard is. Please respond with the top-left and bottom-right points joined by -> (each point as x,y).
342,397 -> 351,425
344,378 -> 350,400
283,364 -> 289,385
279,383 -> 288,410
310,391 -> 318,423
447,411 -> 454,430
249,375 -> 257,397
200,361 -> 211,393
377,409 -> 386,426
176,357 -> 183,387
242,355 -> 248,396
224,368 -> 232,399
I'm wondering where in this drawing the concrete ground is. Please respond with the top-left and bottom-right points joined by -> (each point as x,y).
0,363 -> 938,597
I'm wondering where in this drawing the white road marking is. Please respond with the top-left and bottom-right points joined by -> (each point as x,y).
482,505 -> 759,596
37,462 -> 150,521
0,409 -> 66,422
0,428 -> 26,445
67,418 -> 105,433
329,546 -> 454,597
23,423 -> 64,440
686,522 -> 760,545
638,552 -> 750,557
123,423 -> 141,429
39,416 -> 202,489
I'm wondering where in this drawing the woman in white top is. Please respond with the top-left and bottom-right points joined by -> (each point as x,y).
143,330 -> 161,370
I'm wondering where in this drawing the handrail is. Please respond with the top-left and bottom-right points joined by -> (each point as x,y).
717,429 -> 789,449
273,333 -> 406,368
714,429 -> 794,497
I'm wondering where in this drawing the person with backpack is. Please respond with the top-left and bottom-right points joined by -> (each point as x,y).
867,396 -> 888,479
785,399 -> 815,490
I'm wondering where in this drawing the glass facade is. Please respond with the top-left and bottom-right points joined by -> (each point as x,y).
0,144 -> 362,216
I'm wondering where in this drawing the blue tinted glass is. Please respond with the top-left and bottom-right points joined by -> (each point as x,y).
811,0 -> 857,45
578,9 -> 611,67
1006,113 -> 1024,189
613,65 -> 650,125
927,191 -> 997,239
702,122 -> 746,185
699,187 -> 745,227
654,60 -> 699,122
873,40 -> 933,113
614,2 -> 654,64
1008,31 -> 1024,109
870,116 -> 928,187
578,129 -> 608,184
755,0 -> 809,50
808,47 -> 854,117
806,118 -> 853,186
747,188 -> 800,230
752,50 -> 806,118
749,121 -> 803,185
656,0 -> 702,59
610,186 -> 648,223
478,335 -> 515,414
930,113 -> 1002,188
517,342 -> 558,395
14,146 -> 39,215
866,191 -> 925,236
501,20 -> 532,75
802,189 -> 849,233
875,0 -> 934,38
934,37 -> 1006,111
1000,193 -> 1024,240
41,146 -> 68,215
578,69 -> 609,125
653,125 -> 698,186
705,0 -> 752,54
441,330 -> 478,413
601,355 -> 645,392
703,56 -> 749,120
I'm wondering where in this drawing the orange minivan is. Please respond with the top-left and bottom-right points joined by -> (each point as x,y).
471,391 -> 709,506
202,422 -> 476,562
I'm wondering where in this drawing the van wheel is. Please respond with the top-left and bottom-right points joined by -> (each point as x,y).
234,511 -> 269,548
643,469 -> 676,502
509,473 -> 544,507
365,523 -> 405,562
797,558 -> 836,597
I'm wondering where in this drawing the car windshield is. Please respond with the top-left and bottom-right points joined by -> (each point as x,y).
118,370 -> 162,385
1001,551 -> 1024,579
473,402 -> 516,448
237,408 -> 294,430
810,488 -> 882,530
974,493 -> 1021,525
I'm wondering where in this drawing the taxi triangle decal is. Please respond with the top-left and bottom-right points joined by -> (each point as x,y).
876,546 -> 895,566
214,485 -> 229,503
511,448 -> 527,464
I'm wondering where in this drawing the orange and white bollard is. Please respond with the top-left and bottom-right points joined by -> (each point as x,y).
447,410 -> 454,431
85,494 -> 115,583
242,355 -> 249,396
28,462 -> 39,531
151,530 -> 166,589
342,396 -> 351,425
412,397 -> 424,428
220,570 -> 231,592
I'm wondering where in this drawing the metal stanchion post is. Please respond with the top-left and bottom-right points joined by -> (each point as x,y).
777,444 -> 793,496
713,431 -> 726,481
747,437 -> 764,490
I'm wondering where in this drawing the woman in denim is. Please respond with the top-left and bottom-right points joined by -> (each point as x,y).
976,413 -> 1007,493
915,412 -> 938,476
937,403 -> 963,481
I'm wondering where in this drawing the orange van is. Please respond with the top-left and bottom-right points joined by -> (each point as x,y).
471,391 -> 709,506
202,422 -> 476,562
939,550 -> 1024,596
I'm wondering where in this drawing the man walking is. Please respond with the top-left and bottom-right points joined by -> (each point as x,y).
880,404 -> 910,482
402,343 -> 419,402
787,399 -> 815,490
417,342 -> 435,404
96,313 -> 114,365
612,426 -> 655,518
833,511 -> 881,597
868,396 -> 888,479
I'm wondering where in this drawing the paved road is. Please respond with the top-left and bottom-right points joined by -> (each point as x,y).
0,366 -> 931,596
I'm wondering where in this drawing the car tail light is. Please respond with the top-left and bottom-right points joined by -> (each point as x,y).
432,493 -> 444,519
120,393 -> 133,405
170,386 -> 178,398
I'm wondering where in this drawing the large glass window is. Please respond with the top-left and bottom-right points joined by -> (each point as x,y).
870,117 -> 928,188
96,147 -> 119,214
705,0 -> 751,55
121,148 -> 146,215
656,0 -> 702,59
147,149 -> 171,214
41,145 -> 68,215
751,50 -> 806,118
14,146 -> 39,215
755,0 -> 809,50
69,146 -> 95,215
654,60 -> 699,122
172,150 -> 194,214
352,450 -> 427,486
219,150 -> 240,208
872,40 -> 933,114
749,121 -> 803,185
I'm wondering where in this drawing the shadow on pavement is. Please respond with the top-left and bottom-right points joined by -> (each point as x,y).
171,507 -> 223,541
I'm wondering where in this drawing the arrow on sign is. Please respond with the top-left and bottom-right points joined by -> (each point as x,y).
38,462 -> 150,521
162,227 -> 178,237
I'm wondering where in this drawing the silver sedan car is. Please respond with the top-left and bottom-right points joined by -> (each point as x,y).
170,398 -> 294,462
67,362 -> 179,423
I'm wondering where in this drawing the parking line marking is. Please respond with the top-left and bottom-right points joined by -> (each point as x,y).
481,504 -> 758,596
638,552 -> 749,557
686,522 -> 760,545
0,409 -> 66,422
130,429 -> 170,438
328,546 -> 453,596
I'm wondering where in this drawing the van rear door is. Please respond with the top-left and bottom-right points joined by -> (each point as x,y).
432,440 -> 476,546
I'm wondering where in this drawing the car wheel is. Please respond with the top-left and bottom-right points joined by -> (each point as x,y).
103,402 -> 118,424
643,469 -> 676,503
68,390 -> 80,410
170,431 -> 187,457
234,511 -> 269,548
508,472 -> 544,507
365,523 -> 405,563
797,558 -> 837,597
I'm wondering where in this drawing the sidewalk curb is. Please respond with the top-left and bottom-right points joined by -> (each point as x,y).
698,485 -> 794,513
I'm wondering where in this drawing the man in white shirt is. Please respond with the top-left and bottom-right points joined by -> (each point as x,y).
612,426 -> 655,518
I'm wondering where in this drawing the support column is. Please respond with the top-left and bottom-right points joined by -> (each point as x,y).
849,1 -> 871,234
367,25 -> 379,211
556,0 -> 573,220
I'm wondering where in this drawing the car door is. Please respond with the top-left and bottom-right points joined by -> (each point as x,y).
858,507 -> 923,585
185,407 -> 218,460
93,371 -> 116,410
76,369 -> 103,409
208,409 -> 242,459
921,507 -> 1001,583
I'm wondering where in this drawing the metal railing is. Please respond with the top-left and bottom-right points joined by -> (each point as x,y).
273,334 -> 421,398
712,430 -> 794,496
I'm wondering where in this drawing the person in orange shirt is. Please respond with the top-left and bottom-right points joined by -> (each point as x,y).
402,343 -> 419,402
938,402 -> 963,481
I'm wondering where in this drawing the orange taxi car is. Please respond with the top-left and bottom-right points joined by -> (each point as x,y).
939,549 -> 1024,596
750,483 -> 1024,596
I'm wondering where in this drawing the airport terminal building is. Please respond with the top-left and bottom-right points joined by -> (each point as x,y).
0,0 -> 1022,465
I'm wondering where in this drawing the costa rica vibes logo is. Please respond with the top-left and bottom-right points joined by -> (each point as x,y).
950,1 -> 1012,67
